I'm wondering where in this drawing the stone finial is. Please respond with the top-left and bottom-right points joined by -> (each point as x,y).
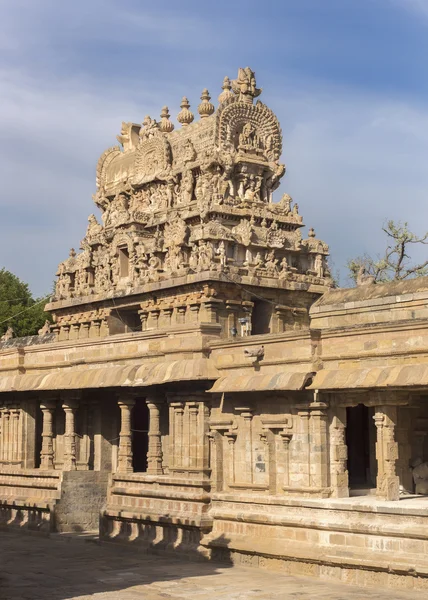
308,228 -> 316,238
218,76 -> 234,104
198,89 -> 215,118
177,97 -> 194,127
159,106 -> 174,133
231,67 -> 262,104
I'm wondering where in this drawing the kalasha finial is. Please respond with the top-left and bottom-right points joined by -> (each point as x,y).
218,76 -> 234,104
159,106 -> 174,133
198,89 -> 215,118
308,227 -> 316,238
177,97 -> 194,127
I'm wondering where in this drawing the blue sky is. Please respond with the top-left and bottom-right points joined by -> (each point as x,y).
1,0 -> 428,295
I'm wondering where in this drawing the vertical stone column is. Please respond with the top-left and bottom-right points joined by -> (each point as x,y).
117,397 -> 135,472
62,397 -> 79,471
279,431 -> 293,488
374,405 -> 400,501
40,400 -> 57,470
188,402 -> 199,469
169,401 -> 184,470
330,406 -> 349,497
290,408 -> 310,488
11,409 -> 21,463
146,397 -> 163,475
2,410 -> 10,463
309,398 -> 329,489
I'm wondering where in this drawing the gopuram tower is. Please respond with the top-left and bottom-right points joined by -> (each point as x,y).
47,67 -> 332,340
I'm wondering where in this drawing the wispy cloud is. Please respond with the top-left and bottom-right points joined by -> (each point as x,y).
391,0 -> 428,17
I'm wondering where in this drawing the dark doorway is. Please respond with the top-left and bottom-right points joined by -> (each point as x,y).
132,399 -> 149,472
346,404 -> 377,488
251,299 -> 271,335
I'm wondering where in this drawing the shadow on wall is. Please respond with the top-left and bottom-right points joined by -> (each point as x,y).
0,528 -> 233,600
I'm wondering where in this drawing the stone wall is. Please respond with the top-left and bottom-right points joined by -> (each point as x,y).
54,471 -> 109,532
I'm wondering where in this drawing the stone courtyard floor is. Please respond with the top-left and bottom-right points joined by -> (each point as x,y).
0,531 -> 425,600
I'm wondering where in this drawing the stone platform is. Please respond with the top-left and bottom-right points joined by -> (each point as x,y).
0,530 -> 425,599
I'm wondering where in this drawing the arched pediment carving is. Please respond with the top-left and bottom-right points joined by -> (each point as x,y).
133,131 -> 172,186
96,146 -> 121,190
215,98 -> 282,163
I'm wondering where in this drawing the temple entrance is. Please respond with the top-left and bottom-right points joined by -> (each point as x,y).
346,404 -> 377,491
132,399 -> 149,472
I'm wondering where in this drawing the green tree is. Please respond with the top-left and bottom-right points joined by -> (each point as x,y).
347,221 -> 428,285
0,269 -> 51,338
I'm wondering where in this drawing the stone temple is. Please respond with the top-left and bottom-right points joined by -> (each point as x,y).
2,67 -> 428,591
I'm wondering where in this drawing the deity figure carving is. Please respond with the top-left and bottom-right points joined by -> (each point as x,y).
85,214 -> 103,241
197,240 -> 214,271
189,244 -> 199,272
314,254 -> 324,278
265,250 -> 279,275
95,264 -> 111,292
254,252 -> 265,269
180,170 -> 194,204
139,115 -> 159,141
182,138 -> 197,164
216,241 -> 227,268
278,193 -> 292,215
107,193 -> 130,228
231,67 -> 262,103
279,256 -> 290,279
239,123 -> 260,152
234,218 -> 254,247
56,273 -> 72,299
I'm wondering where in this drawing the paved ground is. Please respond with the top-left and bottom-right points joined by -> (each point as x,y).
0,531 -> 424,600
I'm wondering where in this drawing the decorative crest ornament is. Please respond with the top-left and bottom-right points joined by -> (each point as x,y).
177,97 -> 194,127
231,67 -> 262,104
139,116 -> 159,141
198,89 -> 215,118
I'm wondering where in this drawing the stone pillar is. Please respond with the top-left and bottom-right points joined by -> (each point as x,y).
188,402 -> 199,469
309,399 -> 329,489
40,400 -> 56,470
170,401 -> 184,470
117,397 -> 135,472
279,431 -> 293,488
146,397 -> 163,475
11,409 -> 21,463
62,397 -> 79,471
2,410 -> 10,462
330,406 -> 349,497
374,405 -> 400,501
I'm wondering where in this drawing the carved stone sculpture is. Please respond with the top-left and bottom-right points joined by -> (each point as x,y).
1,326 -> 14,342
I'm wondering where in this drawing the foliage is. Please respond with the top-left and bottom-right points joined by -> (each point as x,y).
347,221 -> 428,285
0,269 -> 51,338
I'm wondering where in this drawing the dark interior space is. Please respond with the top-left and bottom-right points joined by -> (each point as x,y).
132,399 -> 149,472
346,404 -> 377,488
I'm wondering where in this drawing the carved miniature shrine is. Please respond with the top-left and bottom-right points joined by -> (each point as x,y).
3,68 -> 428,592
